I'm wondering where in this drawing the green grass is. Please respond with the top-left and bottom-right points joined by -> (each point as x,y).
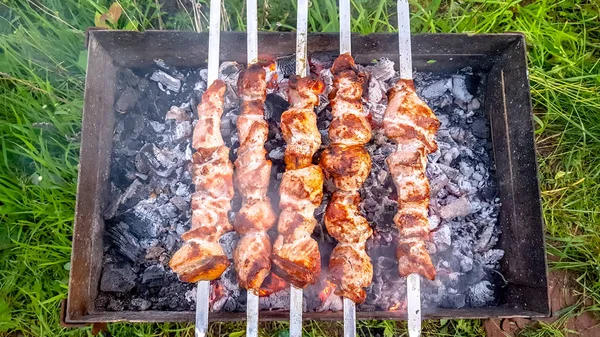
1,0 -> 599,336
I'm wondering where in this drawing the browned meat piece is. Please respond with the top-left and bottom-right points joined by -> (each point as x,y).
272,75 -> 325,289
170,80 -> 233,283
233,64 -> 277,292
328,243 -> 372,303
319,53 -> 373,303
383,79 -> 440,280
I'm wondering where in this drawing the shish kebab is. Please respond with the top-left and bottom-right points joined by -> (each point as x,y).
383,1 -> 440,336
320,0 -> 373,336
168,0 -> 231,336
271,0 -> 324,336
234,0 -> 276,336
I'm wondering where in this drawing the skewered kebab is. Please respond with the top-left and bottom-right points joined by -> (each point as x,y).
272,75 -> 325,286
233,63 -> 276,291
169,81 -> 233,282
386,1 -> 439,336
169,1 -> 228,336
320,53 -> 373,304
383,79 -> 439,280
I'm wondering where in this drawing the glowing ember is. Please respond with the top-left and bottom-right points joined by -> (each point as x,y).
259,273 -> 288,297
210,282 -> 225,304
319,280 -> 336,302
388,302 -> 402,311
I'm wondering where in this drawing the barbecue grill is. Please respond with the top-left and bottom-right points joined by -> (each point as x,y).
64,30 -> 549,331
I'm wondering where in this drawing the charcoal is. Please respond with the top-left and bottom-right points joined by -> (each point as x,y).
471,118 -> 489,139
100,263 -> 137,293
106,222 -> 141,262
439,196 -> 473,219
100,62 -> 502,313
142,265 -> 166,287
467,280 -> 495,307
131,298 -> 152,310
115,87 -> 138,113
150,70 -> 181,92
166,105 -> 191,121
440,292 -> 466,309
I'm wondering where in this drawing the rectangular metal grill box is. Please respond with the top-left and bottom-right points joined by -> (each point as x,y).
65,31 -> 549,324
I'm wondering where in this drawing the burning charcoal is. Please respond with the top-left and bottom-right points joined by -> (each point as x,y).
106,222 -> 142,262
467,280 -> 494,307
100,263 -> 137,293
119,69 -> 140,88
174,121 -> 192,141
219,61 -> 243,88
474,224 -> 496,252
440,291 -> 466,309
145,245 -> 165,260
265,93 -> 289,123
150,70 -> 181,92
166,105 -> 191,121
120,179 -> 149,209
428,214 -> 440,230
169,196 -> 188,212
432,225 -> 451,251
142,265 -> 166,287
478,249 -> 505,269
122,201 -> 164,238
131,298 -> 152,311
421,79 -> 451,99
439,196 -> 473,219
107,298 -> 125,311
471,118 -> 489,139
268,147 -> 284,161
452,75 -> 474,103
115,87 -> 138,113
366,58 -> 396,82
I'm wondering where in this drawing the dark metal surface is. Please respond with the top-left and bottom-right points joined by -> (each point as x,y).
66,31 -> 548,324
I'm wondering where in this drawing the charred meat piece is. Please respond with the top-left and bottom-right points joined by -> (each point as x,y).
383,79 -> 440,280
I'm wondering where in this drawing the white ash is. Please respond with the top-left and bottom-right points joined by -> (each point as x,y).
98,59 -> 503,313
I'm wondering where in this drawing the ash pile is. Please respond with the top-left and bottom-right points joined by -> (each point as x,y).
97,57 -> 503,313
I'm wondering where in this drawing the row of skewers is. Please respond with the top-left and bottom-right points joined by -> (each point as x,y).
168,0 -> 439,336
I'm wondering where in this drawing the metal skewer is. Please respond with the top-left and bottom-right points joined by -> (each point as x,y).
245,0 -> 260,336
288,1 -> 310,336
195,0 -> 222,336
397,1 -> 422,336
338,0 -> 357,336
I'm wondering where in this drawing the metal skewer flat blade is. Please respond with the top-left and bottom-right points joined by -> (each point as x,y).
195,281 -> 210,337
296,0 -> 309,76
246,0 -> 258,64
343,297 -> 356,337
407,274 -> 421,337
339,0 -> 351,54
207,0 -> 222,85
290,285 -> 303,337
397,0 -> 412,80
247,291 -> 259,337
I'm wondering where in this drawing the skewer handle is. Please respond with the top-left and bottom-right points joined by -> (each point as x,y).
290,286 -> 303,337
195,281 -> 210,337
407,273 -> 422,337
296,0 -> 309,76
397,0 -> 412,80
339,0 -> 351,54
207,0 -> 222,85
247,291 -> 259,337
247,0 -> 258,64
343,297 -> 356,337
